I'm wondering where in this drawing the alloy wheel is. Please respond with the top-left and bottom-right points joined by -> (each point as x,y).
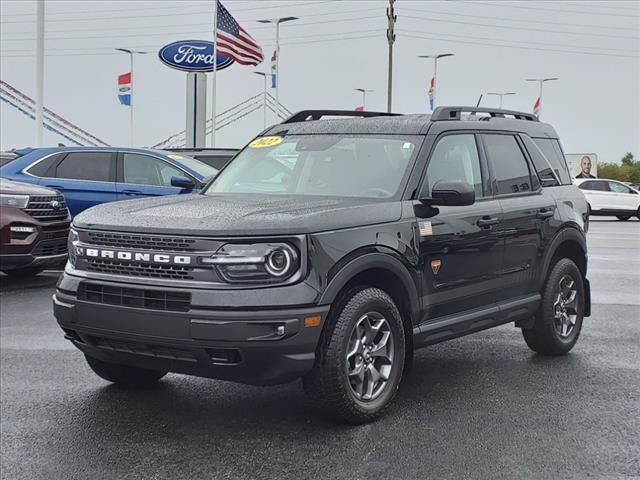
554,275 -> 579,338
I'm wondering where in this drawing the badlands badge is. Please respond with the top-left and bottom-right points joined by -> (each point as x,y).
431,259 -> 442,275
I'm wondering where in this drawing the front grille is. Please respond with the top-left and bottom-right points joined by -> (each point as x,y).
86,231 -> 196,252
24,195 -> 68,220
77,282 -> 191,312
86,259 -> 194,280
91,337 -> 197,362
32,237 -> 68,256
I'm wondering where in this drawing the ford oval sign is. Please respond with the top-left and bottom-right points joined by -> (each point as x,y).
158,40 -> 234,72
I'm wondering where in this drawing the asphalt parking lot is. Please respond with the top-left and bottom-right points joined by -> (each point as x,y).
1,218 -> 639,480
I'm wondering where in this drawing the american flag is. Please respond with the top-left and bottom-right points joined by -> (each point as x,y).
216,1 -> 264,66
419,220 -> 433,237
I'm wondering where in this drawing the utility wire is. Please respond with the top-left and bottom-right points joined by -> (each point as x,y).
400,31 -> 639,59
538,0 -> 640,12
461,1 -> 640,18
399,6 -> 638,31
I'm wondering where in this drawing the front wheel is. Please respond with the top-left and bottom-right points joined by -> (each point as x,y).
303,287 -> 405,424
85,355 -> 167,387
616,215 -> 631,221
522,258 -> 585,356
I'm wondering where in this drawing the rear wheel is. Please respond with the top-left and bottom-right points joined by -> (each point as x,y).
85,355 -> 167,387
1,266 -> 44,278
522,258 -> 584,356
303,287 -> 405,424
616,215 -> 631,221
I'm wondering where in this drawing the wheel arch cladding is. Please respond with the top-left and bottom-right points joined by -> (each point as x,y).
318,253 -> 419,370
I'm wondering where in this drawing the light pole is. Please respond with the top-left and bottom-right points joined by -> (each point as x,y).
418,53 -> 454,111
355,88 -> 374,110
254,71 -> 268,129
115,48 -> 148,146
35,0 -> 44,147
257,17 -> 298,112
486,92 -> 516,109
525,77 -> 558,118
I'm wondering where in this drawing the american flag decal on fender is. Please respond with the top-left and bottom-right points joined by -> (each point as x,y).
419,220 -> 433,237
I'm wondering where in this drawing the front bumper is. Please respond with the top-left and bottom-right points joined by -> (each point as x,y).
53,273 -> 330,385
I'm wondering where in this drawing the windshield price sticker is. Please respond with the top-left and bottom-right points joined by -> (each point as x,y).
249,136 -> 283,149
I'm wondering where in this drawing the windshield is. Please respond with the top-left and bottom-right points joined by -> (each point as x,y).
204,135 -> 419,199
162,152 -> 219,178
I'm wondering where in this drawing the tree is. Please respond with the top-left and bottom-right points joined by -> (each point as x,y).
596,152 -> 639,183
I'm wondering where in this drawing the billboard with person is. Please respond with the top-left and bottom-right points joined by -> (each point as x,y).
566,153 -> 598,179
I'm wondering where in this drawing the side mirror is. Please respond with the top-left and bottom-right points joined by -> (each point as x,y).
170,175 -> 196,189
422,180 -> 475,206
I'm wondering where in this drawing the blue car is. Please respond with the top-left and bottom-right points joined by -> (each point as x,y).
0,147 -> 218,216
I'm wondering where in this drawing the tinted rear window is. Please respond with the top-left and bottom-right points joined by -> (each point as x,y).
483,134 -> 532,195
27,153 -> 65,177
532,138 -> 571,185
55,152 -> 112,181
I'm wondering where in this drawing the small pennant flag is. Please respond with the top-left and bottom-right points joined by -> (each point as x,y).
118,72 -> 131,106
428,77 -> 435,110
419,220 -> 433,236
270,50 -> 277,88
533,97 -> 541,116
355,106 -> 364,112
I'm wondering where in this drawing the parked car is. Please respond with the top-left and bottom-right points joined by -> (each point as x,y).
0,177 -> 70,277
0,151 -> 18,166
165,148 -> 239,170
629,182 -> 640,191
0,147 -> 218,216
55,107 -> 590,424
575,178 -> 640,220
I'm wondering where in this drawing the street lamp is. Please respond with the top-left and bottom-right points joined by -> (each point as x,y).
525,77 -> 558,118
257,17 -> 299,113
418,53 -> 454,111
354,88 -> 374,110
115,48 -> 148,146
254,71 -> 268,129
486,92 -> 516,109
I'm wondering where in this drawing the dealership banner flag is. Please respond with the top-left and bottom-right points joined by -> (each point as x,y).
270,51 -> 277,88
118,72 -> 131,106
428,77 -> 435,110
533,97 -> 541,116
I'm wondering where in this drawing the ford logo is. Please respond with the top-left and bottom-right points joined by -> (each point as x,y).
158,40 -> 234,72
50,200 -> 62,210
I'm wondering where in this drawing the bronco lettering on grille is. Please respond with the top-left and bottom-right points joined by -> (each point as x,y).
75,246 -> 192,265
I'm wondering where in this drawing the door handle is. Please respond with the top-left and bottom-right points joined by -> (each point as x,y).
477,216 -> 499,227
536,209 -> 554,219
122,189 -> 142,196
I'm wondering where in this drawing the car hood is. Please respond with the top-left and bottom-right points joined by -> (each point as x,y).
73,193 -> 402,236
0,177 -> 59,196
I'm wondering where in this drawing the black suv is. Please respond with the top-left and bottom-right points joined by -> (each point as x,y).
54,107 -> 591,424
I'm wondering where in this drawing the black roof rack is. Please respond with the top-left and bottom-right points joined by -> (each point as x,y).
431,106 -> 539,122
282,110 -> 401,124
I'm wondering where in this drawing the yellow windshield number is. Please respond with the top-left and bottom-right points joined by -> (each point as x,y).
249,136 -> 283,149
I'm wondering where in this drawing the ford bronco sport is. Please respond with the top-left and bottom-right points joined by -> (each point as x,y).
54,107 -> 591,424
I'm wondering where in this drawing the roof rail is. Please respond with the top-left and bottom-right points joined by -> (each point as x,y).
281,110 -> 401,124
431,106 -> 539,122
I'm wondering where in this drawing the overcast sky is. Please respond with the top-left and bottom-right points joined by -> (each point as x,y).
1,0 -> 638,163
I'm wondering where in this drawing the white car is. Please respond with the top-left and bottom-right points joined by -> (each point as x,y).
574,178 -> 640,221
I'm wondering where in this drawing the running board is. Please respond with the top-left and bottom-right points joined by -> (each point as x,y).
413,294 -> 540,348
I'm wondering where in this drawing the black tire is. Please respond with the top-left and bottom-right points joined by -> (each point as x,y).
1,266 -> 44,278
636,207 -> 640,220
522,258 -> 585,356
616,215 -> 631,221
85,355 -> 166,387
303,287 -> 405,424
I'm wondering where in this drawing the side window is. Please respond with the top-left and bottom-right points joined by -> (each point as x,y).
27,153 -> 65,177
483,134 -> 532,195
532,138 -> 571,185
608,181 -> 632,194
55,152 -> 112,181
424,134 -> 483,198
521,136 -> 560,186
123,154 -> 183,187
583,181 -> 609,192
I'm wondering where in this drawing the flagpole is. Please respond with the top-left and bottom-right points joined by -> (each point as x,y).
35,0 -> 44,147
129,52 -> 134,146
211,0 -> 218,147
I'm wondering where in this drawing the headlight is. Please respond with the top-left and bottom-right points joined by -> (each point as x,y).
67,228 -> 79,266
203,243 -> 299,283
0,194 -> 29,209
